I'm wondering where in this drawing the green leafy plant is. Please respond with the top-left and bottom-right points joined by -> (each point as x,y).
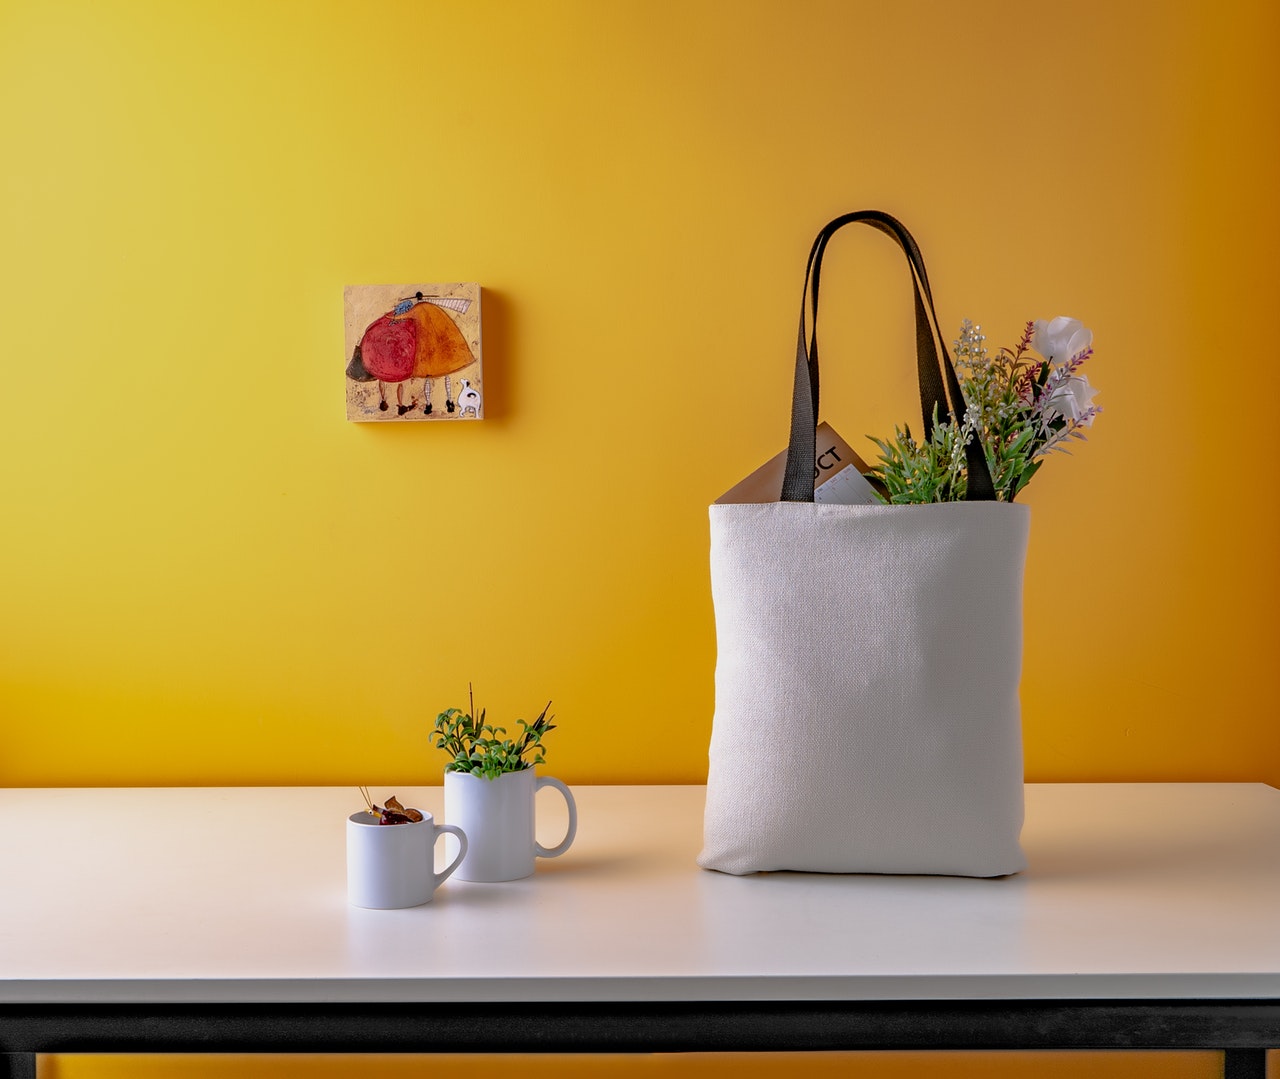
869,405 -> 972,504
868,318 -> 1101,503
432,685 -> 556,780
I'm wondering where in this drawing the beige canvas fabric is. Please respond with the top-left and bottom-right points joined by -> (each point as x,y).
700,500 -> 1030,877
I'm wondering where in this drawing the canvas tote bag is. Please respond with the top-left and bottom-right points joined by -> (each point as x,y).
699,211 -> 1030,877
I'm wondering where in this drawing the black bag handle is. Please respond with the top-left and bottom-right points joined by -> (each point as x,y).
780,211 -> 996,503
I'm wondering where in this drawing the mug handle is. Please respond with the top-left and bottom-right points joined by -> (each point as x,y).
433,823 -> 468,888
534,776 -> 578,859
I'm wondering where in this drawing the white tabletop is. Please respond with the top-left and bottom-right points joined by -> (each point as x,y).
1,783 -> 1277,1005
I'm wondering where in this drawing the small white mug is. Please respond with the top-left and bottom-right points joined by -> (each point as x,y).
346,810 -> 468,909
444,769 -> 577,882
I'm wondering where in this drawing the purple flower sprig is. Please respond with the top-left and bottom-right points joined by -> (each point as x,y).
1031,343 -> 1101,456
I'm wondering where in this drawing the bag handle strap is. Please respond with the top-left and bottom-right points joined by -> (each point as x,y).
780,211 -> 996,503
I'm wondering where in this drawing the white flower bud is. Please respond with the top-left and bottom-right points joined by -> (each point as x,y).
1032,316 -> 1093,365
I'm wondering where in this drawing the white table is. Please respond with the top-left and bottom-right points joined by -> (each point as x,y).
1,784 -> 1277,1077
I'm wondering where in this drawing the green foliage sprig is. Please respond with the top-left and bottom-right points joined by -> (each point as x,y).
869,405 -> 972,504
867,319 -> 1100,503
432,685 -> 556,780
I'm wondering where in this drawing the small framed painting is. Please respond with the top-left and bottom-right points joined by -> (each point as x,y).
344,282 -> 482,422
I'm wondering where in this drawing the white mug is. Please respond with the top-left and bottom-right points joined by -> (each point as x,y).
346,810 -> 468,909
444,769 -> 577,882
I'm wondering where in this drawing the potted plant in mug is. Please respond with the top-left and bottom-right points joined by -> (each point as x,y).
432,686 -> 577,882
345,788 -> 467,909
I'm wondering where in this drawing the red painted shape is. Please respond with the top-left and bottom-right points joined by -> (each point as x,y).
359,315 -> 418,382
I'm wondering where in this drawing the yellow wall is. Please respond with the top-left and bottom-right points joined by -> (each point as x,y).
2,0 -> 1277,1076
2,0 -> 1277,789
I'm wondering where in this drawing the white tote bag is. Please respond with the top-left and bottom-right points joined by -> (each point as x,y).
699,212 -> 1029,877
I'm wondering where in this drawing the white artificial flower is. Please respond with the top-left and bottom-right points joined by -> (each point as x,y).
1046,374 -> 1099,426
1033,316 -> 1093,366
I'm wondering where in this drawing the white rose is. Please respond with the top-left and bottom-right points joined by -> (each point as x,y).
1032,316 -> 1093,365
1046,374 -> 1099,426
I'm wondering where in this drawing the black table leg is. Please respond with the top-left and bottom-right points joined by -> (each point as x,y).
1224,1048 -> 1268,1079
0,1055 -> 36,1079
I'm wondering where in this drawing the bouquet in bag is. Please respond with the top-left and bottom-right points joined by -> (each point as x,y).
870,316 -> 1100,503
